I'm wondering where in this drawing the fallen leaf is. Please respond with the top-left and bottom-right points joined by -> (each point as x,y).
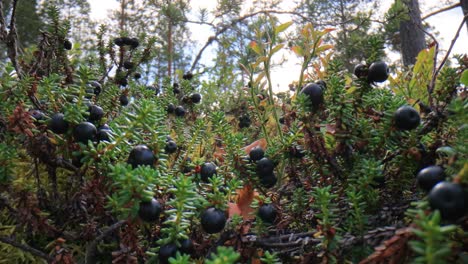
228,184 -> 258,220
214,145 -> 226,163
251,256 -> 262,264
359,227 -> 413,264
244,138 -> 267,154
228,202 -> 241,218
325,124 -> 336,134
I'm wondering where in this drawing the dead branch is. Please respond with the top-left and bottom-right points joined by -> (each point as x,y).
241,226 -> 403,255
189,10 -> 309,72
244,231 -> 321,249
433,14 -> 468,92
1,0 -> 23,77
85,220 -> 127,264
417,14 -> 467,109
0,236 -> 53,262
422,3 -> 461,20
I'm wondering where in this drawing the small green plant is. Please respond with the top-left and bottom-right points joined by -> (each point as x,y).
312,186 -> 339,258
409,210 -> 457,264
205,246 -> 240,264
261,250 -> 281,264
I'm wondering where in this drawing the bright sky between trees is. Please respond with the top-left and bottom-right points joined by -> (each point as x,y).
89,0 -> 467,92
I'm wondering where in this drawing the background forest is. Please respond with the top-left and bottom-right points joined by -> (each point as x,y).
0,0 -> 467,263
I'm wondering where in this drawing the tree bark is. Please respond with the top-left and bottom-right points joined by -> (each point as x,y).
120,0 -> 125,32
461,0 -> 468,32
400,0 -> 425,66
167,0 -> 173,79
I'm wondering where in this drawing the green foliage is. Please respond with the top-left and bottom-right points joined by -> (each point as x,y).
461,69 -> 468,86
290,23 -> 334,90
286,187 -> 310,218
0,211 -> 45,263
160,174 -> 200,244
364,35 -> 386,64
443,97 -> 468,182
205,246 -> 240,264
391,47 -> 435,104
0,143 -> 17,183
107,164 -> 159,218
347,158 -> 381,208
312,185 -> 339,254
261,250 -> 282,264
409,211 -> 457,264
294,0 -> 384,69
168,253 -> 191,264
384,0 -> 409,35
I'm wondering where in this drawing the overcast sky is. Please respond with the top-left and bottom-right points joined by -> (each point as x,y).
89,0 -> 467,92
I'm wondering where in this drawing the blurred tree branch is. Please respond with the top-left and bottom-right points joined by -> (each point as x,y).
0,0 -> 23,77
422,3 -> 461,20
0,236 -> 53,262
189,9 -> 309,72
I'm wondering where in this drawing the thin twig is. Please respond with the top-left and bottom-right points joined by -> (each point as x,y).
422,3 -> 461,20
433,14 -> 468,89
85,220 -> 126,264
257,240 -> 303,248
417,12 -> 467,109
183,19 -> 215,27
56,158 -> 79,172
205,231 -> 234,259
242,231 -> 321,248
412,14 -> 439,108
0,236 -> 53,262
0,195 -> 17,215
188,7 -> 390,72
190,10 -> 312,72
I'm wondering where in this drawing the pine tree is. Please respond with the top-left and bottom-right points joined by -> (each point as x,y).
294,0 -> 384,70
39,0 -> 95,49
108,0 -> 191,82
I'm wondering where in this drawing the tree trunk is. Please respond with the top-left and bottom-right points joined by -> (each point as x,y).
167,0 -> 173,79
168,23 -> 172,78
400,0 -> 425,66
120,0 -> 126,32
461,0 -> 468,33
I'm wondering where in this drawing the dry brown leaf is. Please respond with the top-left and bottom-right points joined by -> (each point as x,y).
228,202 -> 241,218
251,256 -> 262,264
228,184 -> 258,220
8,104 -> 34,137
244,138 -> 267,154
325,124 -> 336,134
359,227 -> 413,264
213,146 -> 226,163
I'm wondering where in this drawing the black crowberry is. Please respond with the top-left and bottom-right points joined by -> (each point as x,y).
394,105 -> 420,130
201,207 -> 226,234
138,198 -> 162,222
73,122 -> 97,144
368,61 -> 389,83
127,145 -> 155,168
48,113 -> 69,134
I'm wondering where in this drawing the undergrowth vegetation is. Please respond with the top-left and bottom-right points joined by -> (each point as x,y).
0,5 -> 467,264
